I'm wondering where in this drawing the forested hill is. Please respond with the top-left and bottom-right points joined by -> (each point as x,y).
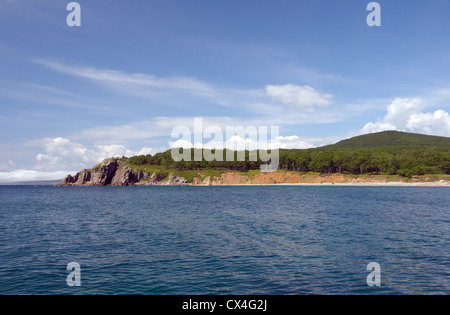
322,131 -> 450,150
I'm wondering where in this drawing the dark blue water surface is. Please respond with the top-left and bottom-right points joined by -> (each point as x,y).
0,186 -> 448,295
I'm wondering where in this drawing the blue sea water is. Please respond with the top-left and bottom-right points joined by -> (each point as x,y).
0,185 -> 448,295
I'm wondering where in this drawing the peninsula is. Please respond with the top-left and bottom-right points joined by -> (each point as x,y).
58,131 -> 450,187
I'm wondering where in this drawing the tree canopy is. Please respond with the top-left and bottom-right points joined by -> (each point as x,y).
124,146 -> 450,177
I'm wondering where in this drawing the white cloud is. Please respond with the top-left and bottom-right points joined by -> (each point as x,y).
361,97 -> 450,137
265,84 -> 333,109
407,110 -> 450,136
0,170 -> 71,183
34,137 -> 158,172
275,136 -> 315,149
383,97 -> 426,129
361,121 -> 396,134
36,137 -> 90,171
276,135 -> 299,141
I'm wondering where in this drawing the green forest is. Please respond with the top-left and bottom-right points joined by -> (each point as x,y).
123,131 -> 450,177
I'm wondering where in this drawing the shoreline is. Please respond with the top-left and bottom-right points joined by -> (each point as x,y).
51,180 -> 450,187
57,159 -> 450,187
187,181 -> 450,187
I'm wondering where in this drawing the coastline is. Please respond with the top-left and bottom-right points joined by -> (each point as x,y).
187,181 -> 450,187
57,158 -> 450,187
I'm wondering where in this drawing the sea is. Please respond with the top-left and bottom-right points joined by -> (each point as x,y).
0,185 -> 448,295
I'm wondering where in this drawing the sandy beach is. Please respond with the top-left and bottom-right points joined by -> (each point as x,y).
191,182 -> 450,187
187,171 -> 450,187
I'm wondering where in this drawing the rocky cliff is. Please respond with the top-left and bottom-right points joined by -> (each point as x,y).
58,158 -> 188,186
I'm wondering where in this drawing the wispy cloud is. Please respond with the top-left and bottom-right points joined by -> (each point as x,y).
0,81 -> 113,112
35,60 -> 220,100
35,60 -> 345,121
71,111 -> 344,146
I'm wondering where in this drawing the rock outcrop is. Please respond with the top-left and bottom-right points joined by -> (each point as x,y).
134,174 -> 188,186
58,158 -> 186,187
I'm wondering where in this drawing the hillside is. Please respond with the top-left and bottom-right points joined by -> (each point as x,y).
59,131 -> 450,186
323,130 -> 450,149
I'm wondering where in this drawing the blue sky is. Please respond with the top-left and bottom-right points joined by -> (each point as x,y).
1,0 -> 450,181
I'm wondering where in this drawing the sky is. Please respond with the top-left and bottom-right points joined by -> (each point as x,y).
1,0 -> 450,181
